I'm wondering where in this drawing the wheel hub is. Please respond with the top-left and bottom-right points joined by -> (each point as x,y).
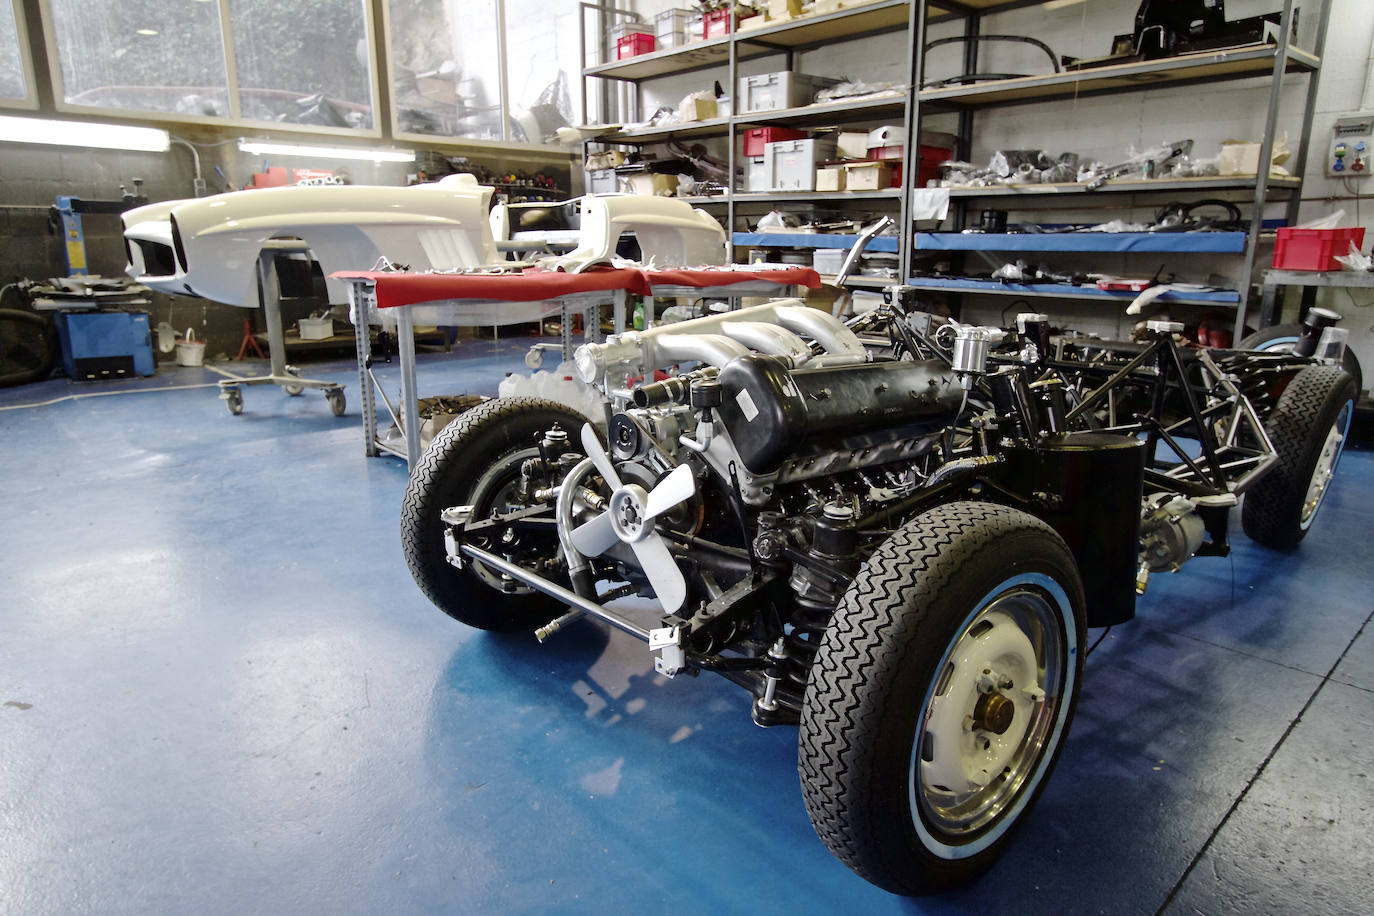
973,692 -> 1015,735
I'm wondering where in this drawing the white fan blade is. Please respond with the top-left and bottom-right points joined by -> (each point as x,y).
570,510 -> 619,557
631,534 -> 686,613
644,464 -> 695,520
580,423 -> 622,489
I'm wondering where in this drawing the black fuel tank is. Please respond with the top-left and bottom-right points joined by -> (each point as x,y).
716,354 -> 964,474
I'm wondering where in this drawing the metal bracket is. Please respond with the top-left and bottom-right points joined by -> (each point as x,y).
443,528 -> 463,570
649,626 -> 685,678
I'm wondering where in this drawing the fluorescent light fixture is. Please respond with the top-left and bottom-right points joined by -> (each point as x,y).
0,115 -> 170,152
237,139 -> 414,163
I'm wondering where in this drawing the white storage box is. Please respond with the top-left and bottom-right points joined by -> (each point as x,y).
812,248 -> 847,275
738,71 -> 842,113
765,138 -> 838,191
744,156 -> 773,192
299,317 -> 334,340
588,169 -> 618,194
656,8 -> 693,48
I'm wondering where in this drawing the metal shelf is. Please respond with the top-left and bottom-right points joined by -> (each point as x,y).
914,232 -> 1248,254
734,95 -> 906,128
919,43 -> 1320,110
942,175 -> 1303,199
584,0 -> 938,82
733,232 -> 900,252
903,276 -> 1240,307
734,189 -> 904,204
600,117 -> 731,145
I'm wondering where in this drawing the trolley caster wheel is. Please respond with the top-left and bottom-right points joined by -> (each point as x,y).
524,347 -> 545,370
326,388 -> 346,417
223,387 -> 243,415
283,365 -> 304,396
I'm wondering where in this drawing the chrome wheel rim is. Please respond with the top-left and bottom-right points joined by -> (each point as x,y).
912,576 -> 1068,846
1301,399 -> 1352,529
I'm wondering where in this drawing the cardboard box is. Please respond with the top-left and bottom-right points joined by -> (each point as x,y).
678,95 -> 718,122
815,167 -> 845,191
626,173 -> 678,196
769,0 -> 803,17
837,131 -> 869,160
842,161 -> 895,190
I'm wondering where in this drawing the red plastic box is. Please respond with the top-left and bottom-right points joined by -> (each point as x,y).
1272,227 -> 1366,271
863,144 -> 952,189
742,127 -> 807,157
616,33 -> 655,59
704,7 -> 732,38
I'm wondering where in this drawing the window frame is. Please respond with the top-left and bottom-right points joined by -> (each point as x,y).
32,0 -> 385,138
1,0 -> 39,109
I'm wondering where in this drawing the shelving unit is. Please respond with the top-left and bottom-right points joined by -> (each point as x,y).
905,0 -> 1330,336
580,0 -> 1329,333
579,0 -> 928,274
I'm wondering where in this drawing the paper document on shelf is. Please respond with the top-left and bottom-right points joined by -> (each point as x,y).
911,188 -> 950,220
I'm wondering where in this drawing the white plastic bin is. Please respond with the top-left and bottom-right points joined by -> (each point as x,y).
764,138 -> 837,191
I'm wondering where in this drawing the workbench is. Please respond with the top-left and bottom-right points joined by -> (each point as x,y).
332,265 -> 819,468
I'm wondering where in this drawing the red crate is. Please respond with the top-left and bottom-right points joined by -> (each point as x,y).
1272,227 -> 1366,271
742,127 -> 807,157
704,7 -> 732,38
616,33 -> 655,59
863,144 -> 951,189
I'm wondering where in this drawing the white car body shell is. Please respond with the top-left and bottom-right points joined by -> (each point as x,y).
122,177 -> 729,307
122,174 -> 497,307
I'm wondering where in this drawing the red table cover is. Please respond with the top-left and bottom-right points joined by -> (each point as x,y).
330,265 -> 818,309
641,266 -> 820,289
330,267 -> 649,309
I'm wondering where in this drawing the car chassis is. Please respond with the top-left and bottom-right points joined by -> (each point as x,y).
401,300 -> 1355,895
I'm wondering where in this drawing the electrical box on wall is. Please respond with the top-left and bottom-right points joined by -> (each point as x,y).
1327,112 -> 1374,177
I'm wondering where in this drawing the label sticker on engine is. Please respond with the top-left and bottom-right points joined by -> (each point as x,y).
735,388 -> 760,421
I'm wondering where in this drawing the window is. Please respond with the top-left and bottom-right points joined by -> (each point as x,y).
47,0 -> 231,116
0,0 -> 30,103
388,0 -> 582,146
229,0 -> 375,129
388,0 -> 503,140
43,0 -> 377,131
502,0 -> 579,144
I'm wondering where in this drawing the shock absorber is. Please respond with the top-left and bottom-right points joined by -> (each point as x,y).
783,502 -> 860,684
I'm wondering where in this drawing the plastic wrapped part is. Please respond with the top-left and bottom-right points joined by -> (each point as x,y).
715,354 -> 965,474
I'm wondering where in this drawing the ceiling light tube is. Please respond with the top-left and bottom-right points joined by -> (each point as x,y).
0,115 -> 170,152
237,140 -> 414,163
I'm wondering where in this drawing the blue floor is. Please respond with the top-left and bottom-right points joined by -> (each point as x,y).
1,342 -> 1370,915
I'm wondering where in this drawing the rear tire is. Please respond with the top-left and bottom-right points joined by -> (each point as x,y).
799,501 -> 1086,895
401,396 -> 588,631
1241,365 -> 1356,550
1239,324 -> 1363,396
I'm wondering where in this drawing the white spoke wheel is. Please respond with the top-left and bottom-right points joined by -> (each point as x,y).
1241,365 -> 1357,550
799,502 -> 1085,896
401,397 -> 588,631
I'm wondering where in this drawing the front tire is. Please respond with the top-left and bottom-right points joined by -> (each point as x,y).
799,501 -> 1086,895
1241,365 -> 1356,550
401,396 -> 588,631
